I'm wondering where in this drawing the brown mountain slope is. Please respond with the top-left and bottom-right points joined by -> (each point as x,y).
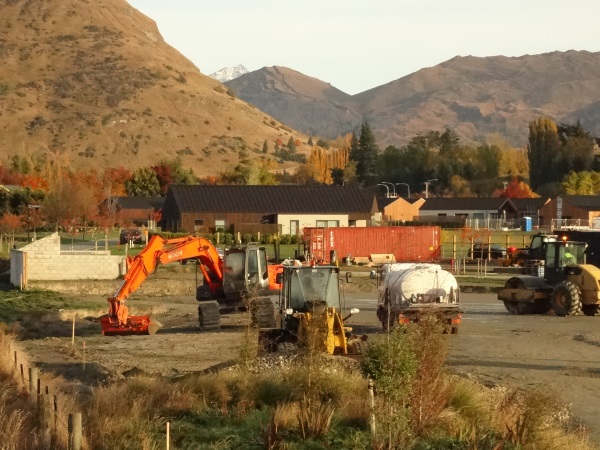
0,0 -> 305,177
227,51 -> 600,147
352,50 -> 600,146
225,66 -> 362,138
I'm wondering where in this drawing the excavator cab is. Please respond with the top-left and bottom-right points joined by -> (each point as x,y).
217,245 -> 271,304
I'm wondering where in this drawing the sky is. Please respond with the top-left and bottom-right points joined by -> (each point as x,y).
127,0 -> 600,95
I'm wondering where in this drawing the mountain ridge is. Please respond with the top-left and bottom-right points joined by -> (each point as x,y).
226,50 -> 600,147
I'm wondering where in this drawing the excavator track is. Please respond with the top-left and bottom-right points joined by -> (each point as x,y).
250,297 -> 276,328
198,301 -> 221,330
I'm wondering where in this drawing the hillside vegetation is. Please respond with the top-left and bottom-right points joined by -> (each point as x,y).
0,0 -> 308,177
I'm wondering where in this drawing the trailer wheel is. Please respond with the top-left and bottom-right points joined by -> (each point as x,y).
582,304 -> 600,316
551,281 -> 582,316
451,327 -> 459,334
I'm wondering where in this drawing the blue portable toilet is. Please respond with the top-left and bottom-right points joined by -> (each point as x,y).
521,217 -> 532,232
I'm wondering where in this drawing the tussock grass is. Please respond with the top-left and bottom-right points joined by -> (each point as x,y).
0,327 -> 54,449
0,316 -> 597,449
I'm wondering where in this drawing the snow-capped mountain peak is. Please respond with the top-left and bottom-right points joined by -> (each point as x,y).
209,65 -> 248,83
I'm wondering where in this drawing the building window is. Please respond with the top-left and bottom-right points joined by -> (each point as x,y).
473,213 -> 484,220
290,220 -> 299,235
215,219 -> 226,231
194,219 -> 204,232
316,220 -> 339,228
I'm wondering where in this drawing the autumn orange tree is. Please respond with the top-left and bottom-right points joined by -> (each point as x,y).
493,176 -> 539,198
0,213 -> 23,238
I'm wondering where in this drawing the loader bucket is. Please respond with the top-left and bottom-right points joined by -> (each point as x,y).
100,315 -> 163,336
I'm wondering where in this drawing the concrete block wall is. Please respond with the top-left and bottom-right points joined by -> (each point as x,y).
10,233 -> 126,287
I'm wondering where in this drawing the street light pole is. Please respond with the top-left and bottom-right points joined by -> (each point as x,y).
396,183 -> 410,199
381,182 -> 396,197
377,183 -> 390,198
424,179 -> 437,199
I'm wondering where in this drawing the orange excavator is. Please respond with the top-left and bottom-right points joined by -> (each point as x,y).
100,234 -> 281,336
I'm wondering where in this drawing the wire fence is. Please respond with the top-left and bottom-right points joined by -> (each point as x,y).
0,335 -> 83,450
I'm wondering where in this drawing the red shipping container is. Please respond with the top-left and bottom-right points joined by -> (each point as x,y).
304,227 -> 441,263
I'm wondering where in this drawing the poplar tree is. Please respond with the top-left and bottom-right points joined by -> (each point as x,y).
527,117 -> 561,190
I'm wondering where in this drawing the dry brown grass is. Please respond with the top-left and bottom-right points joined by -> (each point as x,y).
1,318 -> 598,449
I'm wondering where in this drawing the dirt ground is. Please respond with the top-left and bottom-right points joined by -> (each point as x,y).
14,268 -> 600,445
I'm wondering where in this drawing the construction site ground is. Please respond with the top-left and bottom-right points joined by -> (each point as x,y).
11,265 -> 600,445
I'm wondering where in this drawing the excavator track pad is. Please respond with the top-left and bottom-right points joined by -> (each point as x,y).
198,302 -> 221,330
100,315 -> 163,336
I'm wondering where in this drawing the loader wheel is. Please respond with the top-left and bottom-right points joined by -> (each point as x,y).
582,304 -> 600,316
198,302 -> 221,330
250,297 -> 275,328
258,330 -> 278,354
551,281 -> 583,316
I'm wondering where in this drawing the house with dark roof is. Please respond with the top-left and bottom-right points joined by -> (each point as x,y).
419,197 -> 550,227
161,185 -> 377,234
539,196 -> 600,228
106,196 -> 165,226
376,196 -> 425,222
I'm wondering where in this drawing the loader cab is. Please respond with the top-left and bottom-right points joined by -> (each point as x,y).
544,241 -> 586,285
280,266 -> 341,313
529,233 -> 557,260
222,245 -> 270,297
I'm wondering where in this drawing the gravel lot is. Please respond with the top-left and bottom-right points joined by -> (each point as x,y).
15,270 -> 600,445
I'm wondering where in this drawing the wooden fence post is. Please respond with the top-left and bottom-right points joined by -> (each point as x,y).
53,395 -> 58,435
29,367 -> 38,395
39,394 -> 51,446
68,413 -> 82,450
368,379 -> 376,438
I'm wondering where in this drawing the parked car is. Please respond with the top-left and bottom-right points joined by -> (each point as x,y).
468,243 -> 507,260
119,228 -> 143,245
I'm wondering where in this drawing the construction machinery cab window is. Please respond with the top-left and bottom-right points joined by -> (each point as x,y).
545,243 -> 585,269
288,267 -> 340,311
225,247 -> 268,285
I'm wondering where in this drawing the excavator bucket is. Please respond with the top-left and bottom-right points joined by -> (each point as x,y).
100,315 -> 163,336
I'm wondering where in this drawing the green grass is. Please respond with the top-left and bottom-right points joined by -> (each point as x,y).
0,282 -> 98,323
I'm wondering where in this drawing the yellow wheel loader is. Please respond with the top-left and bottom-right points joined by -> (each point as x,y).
497,240 -> 600,316
258,265 -> 366,355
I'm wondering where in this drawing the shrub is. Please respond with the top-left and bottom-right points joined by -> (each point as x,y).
277,234 -> 290,245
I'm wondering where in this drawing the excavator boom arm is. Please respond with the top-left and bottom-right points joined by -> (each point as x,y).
102,234 -> 225,335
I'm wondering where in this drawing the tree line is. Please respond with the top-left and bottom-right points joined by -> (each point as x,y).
1,116 -> 598,236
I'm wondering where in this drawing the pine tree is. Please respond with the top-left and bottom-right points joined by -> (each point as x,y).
352,122 -> 380,186
262,140 -> 269,154
287,136 -> 296,151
